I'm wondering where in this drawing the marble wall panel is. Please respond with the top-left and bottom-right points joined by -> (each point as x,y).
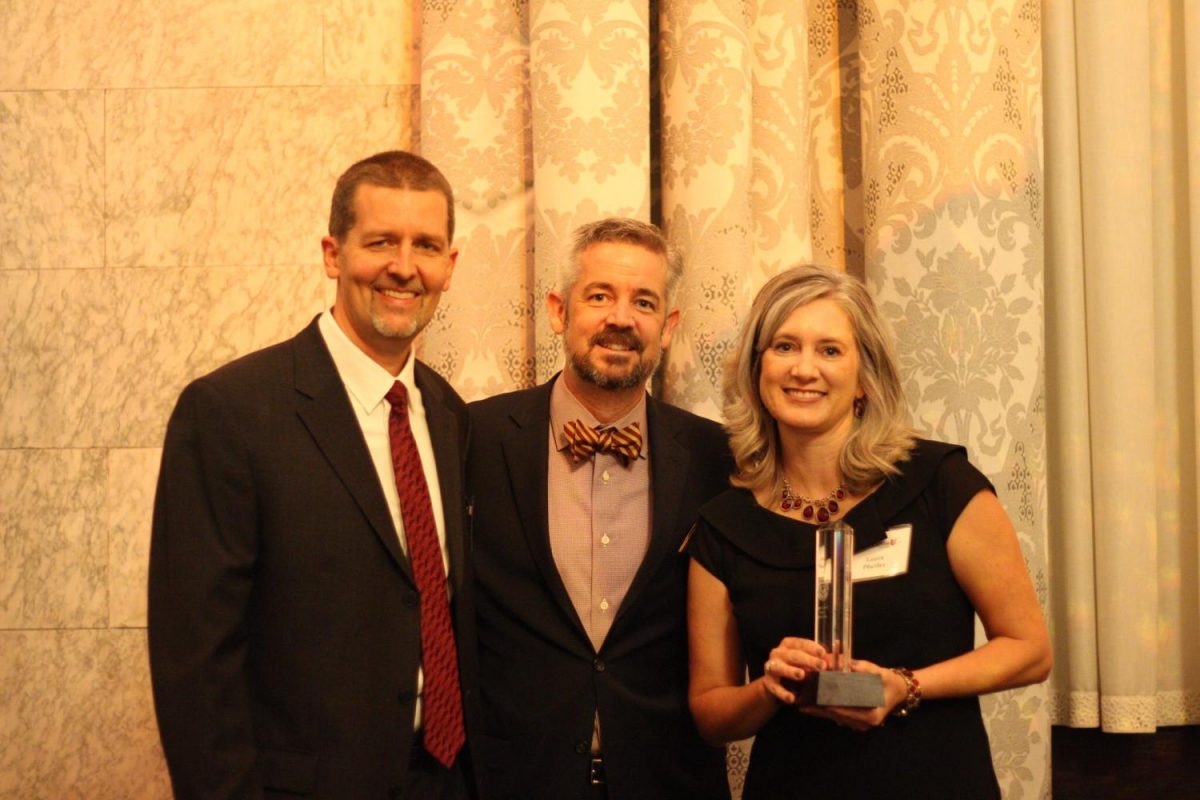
0,268 -> 117,448
0,91 -> 104,271
107,448 -> 161,628
0,265 -> 330,449
324,0 -> 416,85
0,0 -> 322,91
0,449 -> 109,628
105,85 -> 414,268
0,629 -> 169,799
0,0 -> 419,795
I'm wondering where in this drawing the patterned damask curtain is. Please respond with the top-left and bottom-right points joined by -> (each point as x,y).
417,1 -> 1049,797
856,5 -> 1049,796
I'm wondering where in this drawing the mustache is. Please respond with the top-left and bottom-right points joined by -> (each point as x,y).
372,278 -> 425,295
590,329 -> 643,352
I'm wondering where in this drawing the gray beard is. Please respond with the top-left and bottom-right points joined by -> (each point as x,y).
569,348 -> 658,391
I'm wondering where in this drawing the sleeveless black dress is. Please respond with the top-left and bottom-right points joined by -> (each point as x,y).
688,440 -> 1001,799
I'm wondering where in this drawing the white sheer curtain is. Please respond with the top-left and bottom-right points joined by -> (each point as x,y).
1044,0 -> 1200,731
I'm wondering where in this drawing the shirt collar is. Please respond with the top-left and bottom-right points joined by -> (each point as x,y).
549,373 -> 649,458
318,310 -> 418,414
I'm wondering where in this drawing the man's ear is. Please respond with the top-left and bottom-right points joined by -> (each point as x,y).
547,290 -> 567,335
660,307 -> 681,349
321,236 -> 340,279
439,246 -> 459,291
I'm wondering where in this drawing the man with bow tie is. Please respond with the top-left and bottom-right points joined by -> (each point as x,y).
466,218 -> 733,799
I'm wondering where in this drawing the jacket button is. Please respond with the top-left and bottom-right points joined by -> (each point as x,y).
593,657 -> 605,672
575,740 -> 589,754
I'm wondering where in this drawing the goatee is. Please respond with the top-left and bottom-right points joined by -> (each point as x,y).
569,330 -> 658,390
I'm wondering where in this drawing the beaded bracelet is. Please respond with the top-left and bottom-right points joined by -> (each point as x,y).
890,667 -> 922,717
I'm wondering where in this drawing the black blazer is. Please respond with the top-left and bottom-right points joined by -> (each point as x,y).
467,378 -> 732,800
148,317 -> 481,799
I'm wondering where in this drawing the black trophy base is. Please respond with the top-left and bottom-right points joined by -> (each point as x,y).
795,670 -> 884,707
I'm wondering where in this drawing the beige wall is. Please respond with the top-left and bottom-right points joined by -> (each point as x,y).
0,2 -> 416,796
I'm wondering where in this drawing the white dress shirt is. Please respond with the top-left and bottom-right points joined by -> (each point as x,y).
318,311 -> 449,569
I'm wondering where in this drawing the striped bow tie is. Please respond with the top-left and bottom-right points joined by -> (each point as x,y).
562,420 -> 643,466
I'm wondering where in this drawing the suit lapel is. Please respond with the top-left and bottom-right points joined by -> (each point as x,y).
610,397 -> 688,632
291,320 -> 413,583
416,363 -> 467,593
502,381 -> 591,642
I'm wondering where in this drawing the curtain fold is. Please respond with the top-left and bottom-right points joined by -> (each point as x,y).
659,0 -> 759,417
419,0 -> 534,396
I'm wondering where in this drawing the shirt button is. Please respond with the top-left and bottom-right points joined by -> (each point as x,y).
599,598 -> 610,611
602,469 -> 610,483
600,534 -> 611,546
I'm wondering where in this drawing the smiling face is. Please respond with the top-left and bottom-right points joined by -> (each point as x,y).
758,297 -> 865,446
321,184 -> 457,374
548,240 -> 679,411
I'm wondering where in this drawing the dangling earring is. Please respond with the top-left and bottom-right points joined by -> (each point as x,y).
853,396 -> 866,419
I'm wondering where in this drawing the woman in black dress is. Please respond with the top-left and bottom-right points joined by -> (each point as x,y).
687,266 -> 1050,798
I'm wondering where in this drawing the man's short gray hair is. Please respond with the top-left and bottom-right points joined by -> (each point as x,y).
561,218 -> 684,307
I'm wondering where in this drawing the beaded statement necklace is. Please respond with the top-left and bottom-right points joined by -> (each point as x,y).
780,478 -> 847,522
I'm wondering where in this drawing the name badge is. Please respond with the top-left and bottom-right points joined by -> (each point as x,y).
852,524 -> 912,582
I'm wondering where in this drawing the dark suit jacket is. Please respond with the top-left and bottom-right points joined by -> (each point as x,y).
148,317 -> 481,799
467,378 -> 732,800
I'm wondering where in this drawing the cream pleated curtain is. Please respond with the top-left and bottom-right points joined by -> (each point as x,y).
418,1 -> 1049,796
1044,1 -> 1200,732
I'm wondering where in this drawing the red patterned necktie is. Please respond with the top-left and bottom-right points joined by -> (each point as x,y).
385,381 -> 464,768
561,419 -> 642,466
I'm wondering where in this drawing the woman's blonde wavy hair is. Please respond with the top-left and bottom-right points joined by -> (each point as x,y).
724,265 -> 916,497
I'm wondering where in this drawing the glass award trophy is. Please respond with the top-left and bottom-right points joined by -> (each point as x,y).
798,520 -> 884,707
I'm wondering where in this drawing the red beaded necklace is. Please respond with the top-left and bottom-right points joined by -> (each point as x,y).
780,478 -> 847,522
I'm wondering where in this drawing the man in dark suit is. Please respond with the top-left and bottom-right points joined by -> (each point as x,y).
149,150 -> 479,799
468,219 -> 732,800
